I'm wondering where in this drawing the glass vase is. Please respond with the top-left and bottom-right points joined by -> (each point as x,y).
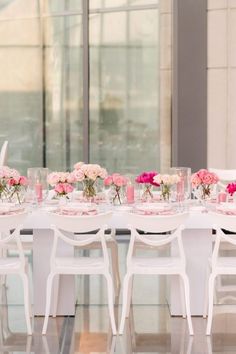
170,167 -> 191,202
108,185 -> 125,205
161,184 -> 171,202
82,179 -> 97,201
141,184 -> 153,201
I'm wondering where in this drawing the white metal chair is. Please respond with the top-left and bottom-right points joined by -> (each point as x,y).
208,168 -> 236,191
0,212 -> 32,335
0,141 -> 8,167
119,212 -> 193,335
42,211 -> 117,335
204,212 -> 236,335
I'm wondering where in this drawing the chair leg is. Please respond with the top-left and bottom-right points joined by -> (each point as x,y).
20,273 -> 32,335
52,274 -> 60,317
125,275 -> 133,318
179,273 -> 194,335
109,242 -> 120,296
179,276 -> 186,318
206,273 -> 216,335
119,272 -> 133,335
104,272 -> 117,335
42,272 -> 56,335
203,266 -> 210,318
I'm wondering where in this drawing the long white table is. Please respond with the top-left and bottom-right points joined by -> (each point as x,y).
23,208 -> 216,316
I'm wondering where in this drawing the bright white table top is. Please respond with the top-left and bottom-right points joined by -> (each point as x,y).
22,205 -> 217,230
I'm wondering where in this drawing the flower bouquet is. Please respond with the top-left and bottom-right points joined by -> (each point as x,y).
135,171 -> 159,201
48,172 -> 75,200
104,173 -> 127,205
154,174 -> 180,201
191,169 -> 219,200
72,162 -> 107,200
226,183 -> 236,197
0,166 -> 28,203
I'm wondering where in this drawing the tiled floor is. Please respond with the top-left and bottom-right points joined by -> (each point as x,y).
2,240 -> 236,353
2,304 -> 236,353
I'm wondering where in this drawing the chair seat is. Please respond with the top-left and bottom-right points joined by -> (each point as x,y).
54,257 -> 106,274
130,257 -> 183,274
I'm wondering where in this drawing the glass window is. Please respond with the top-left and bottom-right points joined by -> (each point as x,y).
0,0 -> 171,174
89,8 -> 160,174
44,14 -> 84,171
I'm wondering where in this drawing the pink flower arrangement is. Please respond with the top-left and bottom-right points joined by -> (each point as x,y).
104,173 -> 127,204
226,183 -> 236,196
191,169 -> 219,199
135,171 -> 159,201
72,162 -> 108,199
72,162 -> 107,182
0,166 -> 28,203
48,171 -> 75,198
135,171 -> 159,187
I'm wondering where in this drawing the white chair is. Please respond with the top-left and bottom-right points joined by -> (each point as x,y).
119,212 -> 193,336
42,211 -> 117,335
208,168 -> 236,191
0,212 -> 32,335
204,212 -> 236,335
0,141 -> 8,166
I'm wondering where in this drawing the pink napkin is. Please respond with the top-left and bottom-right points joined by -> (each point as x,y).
215,209 -> 236,216
52,208 -> 98,216
133,209 -> 176,216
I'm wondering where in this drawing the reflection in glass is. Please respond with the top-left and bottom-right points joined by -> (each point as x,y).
89,7 -> 160,174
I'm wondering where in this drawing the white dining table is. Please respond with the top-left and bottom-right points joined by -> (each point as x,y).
22,206 -> 217,316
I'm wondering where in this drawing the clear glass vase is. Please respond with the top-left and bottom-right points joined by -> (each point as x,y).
140,184 -> 153,201
108,185 -> 125,205
82,179 -> 97,201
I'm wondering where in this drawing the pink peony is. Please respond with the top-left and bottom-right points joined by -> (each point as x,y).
226,183 -> 236,196
135,171 -> 159,186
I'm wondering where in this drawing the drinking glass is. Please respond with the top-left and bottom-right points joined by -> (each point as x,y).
27,168 -> 49,202
170,167 -> 192,202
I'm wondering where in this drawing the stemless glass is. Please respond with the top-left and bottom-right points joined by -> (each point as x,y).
27,168 -> 49,202
170,167 -> 192,202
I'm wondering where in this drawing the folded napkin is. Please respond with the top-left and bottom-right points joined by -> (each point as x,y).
215,209 -> 236,216
133,209 -> 176,216
52,208 -> 98,216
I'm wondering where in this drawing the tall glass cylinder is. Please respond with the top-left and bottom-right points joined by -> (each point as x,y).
170,167 -> 191,201
27,167 -> 49,201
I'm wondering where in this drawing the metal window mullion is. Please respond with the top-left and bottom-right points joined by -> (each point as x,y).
82,0 -> 89,163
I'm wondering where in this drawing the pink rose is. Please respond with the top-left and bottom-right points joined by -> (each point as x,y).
104,176 -> 113,186
202,173 -> 213,185
197,169 -> 208,181
74,162 -> 84,170
113,174 -> 127,187
19,176 -> 28,186
8,178 -> 17,186
191,173 -> 201,187
63,183 -> 74,194
54,183 -> 65,194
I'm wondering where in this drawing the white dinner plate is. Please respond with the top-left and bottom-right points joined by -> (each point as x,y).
135,203 -> 171,211
217,203 -> 236,212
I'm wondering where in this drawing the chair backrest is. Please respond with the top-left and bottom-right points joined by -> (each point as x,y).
46,211 -> 113,267
126,212 -> 189,267
0,141 -> 8,167
209,168 -> 236,182
210,212 -> 236,267
0,212 -> 28,266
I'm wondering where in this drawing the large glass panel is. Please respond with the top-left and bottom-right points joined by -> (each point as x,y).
44,12 -> 83,171
0,0 -> 42,173
89,7 -> 160,173
44,0 -> 82,14
90,0 -> 158,10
